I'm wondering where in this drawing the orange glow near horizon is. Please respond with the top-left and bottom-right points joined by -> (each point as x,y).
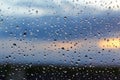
54,42 -> 78,50
46,41 -> 81,51
98,38 -> 120,49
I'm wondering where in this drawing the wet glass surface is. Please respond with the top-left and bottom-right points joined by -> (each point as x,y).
0,0 -> 120,80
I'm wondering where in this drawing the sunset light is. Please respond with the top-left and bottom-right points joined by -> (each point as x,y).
98,38 -> 120,49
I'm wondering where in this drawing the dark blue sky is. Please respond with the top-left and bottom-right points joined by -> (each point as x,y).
0,14 -> 120,41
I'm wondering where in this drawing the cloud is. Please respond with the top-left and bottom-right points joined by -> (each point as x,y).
0,0 -> 120,17
0,0 -> 54,17
69,0 -> 120,10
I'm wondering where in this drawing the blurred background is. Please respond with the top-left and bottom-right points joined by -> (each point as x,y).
0,0 -> 120,79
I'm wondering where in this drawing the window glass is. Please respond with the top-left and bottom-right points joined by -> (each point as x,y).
0,0 -> 120,80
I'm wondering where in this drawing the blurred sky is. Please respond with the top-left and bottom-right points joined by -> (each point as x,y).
0,0 -> 120,66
